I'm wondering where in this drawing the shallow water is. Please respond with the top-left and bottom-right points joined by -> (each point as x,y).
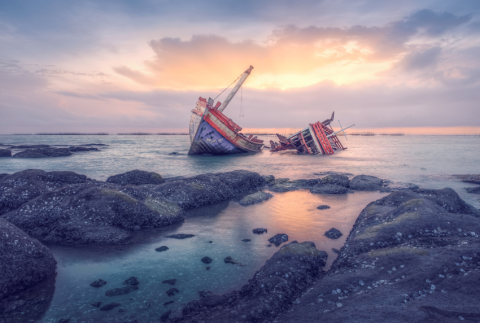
0,134 -> 479,322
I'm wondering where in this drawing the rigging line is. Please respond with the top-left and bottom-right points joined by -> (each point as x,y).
239,86 -> 244,117
213,74 -> 242,101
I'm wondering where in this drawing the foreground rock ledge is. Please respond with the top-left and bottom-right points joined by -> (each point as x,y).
168,241 -> 327,322
275,188 -> 480,323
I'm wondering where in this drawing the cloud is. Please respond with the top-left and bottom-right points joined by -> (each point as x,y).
113,66 -> 156,86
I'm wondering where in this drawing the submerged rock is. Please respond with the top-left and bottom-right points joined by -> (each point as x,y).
317,205 -> 331,210
105,286 -> 138,296
162,279 -> 176,285
462,175 -> 480,184
123,276 -> 139,285
90,279 -> 107,288
100,303 -> 121,311
242,239 -> 251,242
465,186 -> 480,194
106,169 -> 165,185
0,149 -> 11,157
12,148 -> 72,158
0,218 -> 57,302
164,301 -> 175,306
262,175 -> 275,185
155,246 -> 169,252
68,146 -> 99,152
0,173 -> 9,181
324,228 -> 343,239
201,256 -> 212,264
310,184 -> 348,194
349,175 -> 383,191
166,288 -> 179,296
268,233 -> 289,246
160,310 -> 172,321
320,175 -> 350,187
239,191 -> 273,206
91,302 -> 102,308
9,145 -> 50,149
331,248 -> 340,254
224,256 -> 237,264
166,234 -> 195,239
253,228 -> 268,234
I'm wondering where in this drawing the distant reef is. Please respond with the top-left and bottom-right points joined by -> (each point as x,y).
0,143 -> 107,158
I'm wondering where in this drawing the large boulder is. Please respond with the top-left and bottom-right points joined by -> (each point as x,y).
310,184 -> 349,194
349,175 -> 384,191
0,218 -> 57,301
171,241 -> 328,322
239,191 -> 273,206
320,175 -> 350,187
12,148 -> 72,158
106,169 -> 165,186
275,189 -> 480,323
0,149 -> 11,157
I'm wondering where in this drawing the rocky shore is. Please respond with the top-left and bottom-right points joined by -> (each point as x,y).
0,143 -> 104,159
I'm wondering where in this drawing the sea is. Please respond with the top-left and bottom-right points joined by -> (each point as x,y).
0,134 -> 479,322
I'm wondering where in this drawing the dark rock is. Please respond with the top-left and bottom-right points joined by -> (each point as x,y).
349,174 -> 383,191
0,149 -> 11,157
310,184 -> 348,194
331,248 -> 340,254
324,228 -> 343,239
239,191 -> 273,206
58,318 -> 70,323
383,181 -> 419,191
68,146 -> 99,152
0,173 -> 9,181
91,302 -> 102,308
168,152 -> 179,155
462,175 -> 480,184
162,279 -> 176,285
242,239 -> 251,242
0,218 -> 57,302
123,276 -> 139,285
155,246 -> 169,252
166,288 -> 179,296
317,205 -> 330,210
174,241 -> 328,322
90,279 -> 107,287
253,228 -> 267,234
105,286 -> 138,296
269,184 -> 299,193
12,148 -> 72,158
224,256 -> 237,264
268,233 -> 289,246
9,145 -> 50,149
414,187 -> 480,216
164,301 -> 175,306
160,310 -> 172,321
100,303 -> 121,311
106,169 -> 165,186
166,234 -> 195,239
201,256 -> 212,264
118,308 -> 125,312
466,186 -> 480,194
263,175 -> 275,185
198,290 -> 213,298
206,266 -> 211,270
314,171 -> 353,176
207,240 -> 213,243
79,143 -> 108,146
320,175 -> 350,187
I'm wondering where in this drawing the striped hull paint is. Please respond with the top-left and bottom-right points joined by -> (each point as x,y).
188,109 -> 263,155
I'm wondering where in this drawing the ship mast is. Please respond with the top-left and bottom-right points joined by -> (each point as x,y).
217,65 -> 253,113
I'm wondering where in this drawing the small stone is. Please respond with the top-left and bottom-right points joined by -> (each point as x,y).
201,256 -> 213,264
90,279 -> 107,288
162,279 -> 176,285
166,288 -> 179,296
105,286 -> 139,296
268,233 -> 289,246
396,232 -> 402,237
166,234 -> 195,239
242,239 -> 251,242
91,302 -> 102,308
206,266 -> 211,270
224,256 -> 237,264
253,228 -> 267,234
123,276 -> 139,285
155,246 -> 169,252
317,205 -> 331,210
100,303 -> 121,311
332,248 -> 340,254
164,301 -> 175,306
325,228 -> 343,239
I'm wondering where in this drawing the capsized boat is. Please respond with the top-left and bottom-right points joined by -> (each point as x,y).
188,66 -> 264,155
269,112 -> 355,155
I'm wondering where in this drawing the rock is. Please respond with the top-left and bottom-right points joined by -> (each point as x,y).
201,256 -> 212,264
155,246 -> 169,252
314,171 -> 353,176
253,228 -> 267,234
383,181 -> 419,191
268,233 -> 289,246
462,175 -> 480,184
224,256 -> 237,264
465,186 -> 480,194
320,175 -> 350,187
100,303 -> 121,311
58,318 -> 70,323
349,175 -> 383,191
168,152 -> 179,155
332,248 -> 340,254
68,146 -> 99,152
162,279 -> 176,285
263,175 -> 275,185
160,310 -> 172,321
123,277 -> 139,285
9,145 -> 51,149
269,184 -> 299,193
310,184 -> 348,194
239,191 -> 273,206
0,149 -> 11,157
317,205 -> 330,210
164,301 -> 175,306
105,286 -> 138,296
0,218 -> 57,302
118,308 -> 125,312
275,188 -> 480,323
12,148 -> 72,158
106,169 -> 165,185
166,288 -> 179,296
79,143 -> 108,146
206,266 -> 211,270
242,239 -> 251,242
324,228 -> 343,239
91,302 -> 102,308
166,234 -> 195,239
90,279 -> 107,287
0,173 -> 9,181
174,241 -> 328,322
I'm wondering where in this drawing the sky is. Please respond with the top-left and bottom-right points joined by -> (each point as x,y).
1,0 -> 480,134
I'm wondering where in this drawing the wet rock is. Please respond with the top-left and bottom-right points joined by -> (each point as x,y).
68,146 -> 99,152
268,233 -> 289,246
206,266 -> 211,270
317,205 -> 331,210
332,248 -> 340,254
162,279 -> 176,285
0,218 -> 57,302
123,277 -> 139,285
310,184 -> 348,194
12,148 -> 72,158
58,318 -> 70,323
9,145 -> 50,149
242,239 -> 251,242
164,301 -> 175,306
462,175 -> 480,184
383,181 -> 419,191
106,169 -> 165,185
263,175 -> 275,185
239,191 -> 273,206
198,290 -> 213,298
314,171 -> 353,176
253,228 -> 268,234
166,234 -> 195,239
349,175 -> 384,191
118,308 -> 125,312
100,303 -> 121,311
91,302 -> 102,308
79,143 -> 108,146
224,256 -> 237,264
0,173 -> 9,181
172,241 -> 328,322
166,288 -> 179,296
168,152 -> 179,155
155,246 -> 169,252
105,286 -> 138,296
0,149 -> 11,157
269,184 -> 299,193
414,187 -> 480,216
324,228 -> 343,239
465,186 -> 480,194
201,256 -> 212,264
90,279 -> 107,288
320,175 -> 350,187
160,310 -> 172,321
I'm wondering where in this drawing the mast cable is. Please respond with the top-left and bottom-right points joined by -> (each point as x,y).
214,74 -> 242,101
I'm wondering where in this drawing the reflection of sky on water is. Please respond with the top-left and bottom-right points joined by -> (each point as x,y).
40,190 -> 385,322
